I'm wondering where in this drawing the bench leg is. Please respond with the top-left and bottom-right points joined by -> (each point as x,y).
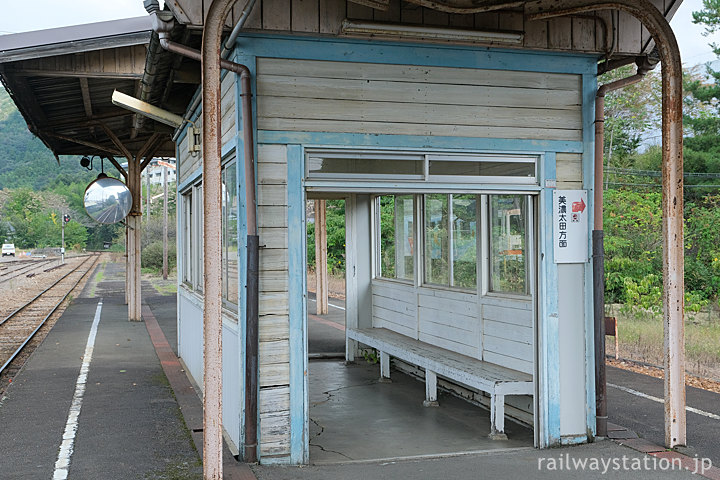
379,351 -> 392,383
423,370 -> 439,407
489,393 -> 508,440
345,337 -> 356,363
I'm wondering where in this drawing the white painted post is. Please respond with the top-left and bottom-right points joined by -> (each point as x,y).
489,393 -> 508,440
379,351 -> 391,382
423,370 -> 439,407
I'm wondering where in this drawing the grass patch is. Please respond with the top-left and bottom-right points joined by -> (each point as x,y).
610,305 -> 720,379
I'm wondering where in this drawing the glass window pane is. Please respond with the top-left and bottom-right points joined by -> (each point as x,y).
226,163 -> 238,305
379,195 -> 396,279
308,157 -> 423,177
490,195 -> 527,294
428,160 -> 535,178
452,194 -> 477,289
395,196 -> 414,281
424,194 -> 449,285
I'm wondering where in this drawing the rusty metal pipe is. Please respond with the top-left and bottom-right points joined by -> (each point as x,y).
593,70 -> 646,438
531,0 -> 685,448
201,0 -> 238,477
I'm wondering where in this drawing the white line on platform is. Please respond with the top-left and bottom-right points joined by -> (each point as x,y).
53,299 -> 103,480
608,382 -> 720,421
308,297 -> 346,311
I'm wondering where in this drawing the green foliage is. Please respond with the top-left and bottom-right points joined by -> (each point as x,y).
307,200 -> 346,274
142,241 -> 177,272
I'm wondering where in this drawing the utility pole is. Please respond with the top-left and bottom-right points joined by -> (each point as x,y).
163,164 -> 168,280
146,163 -> 151,219
61,213 -> 69,264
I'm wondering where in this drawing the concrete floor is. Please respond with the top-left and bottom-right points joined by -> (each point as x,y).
309,360 -> 534,465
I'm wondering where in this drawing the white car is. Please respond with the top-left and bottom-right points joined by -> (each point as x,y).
2,243 -> 16,257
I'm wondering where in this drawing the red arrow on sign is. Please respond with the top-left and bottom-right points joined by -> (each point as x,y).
572,198 -> 586,213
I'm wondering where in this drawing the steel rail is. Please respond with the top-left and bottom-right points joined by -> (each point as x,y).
0,255 -> 97,327
0,259 -> 55,283
0,254 -> 100,375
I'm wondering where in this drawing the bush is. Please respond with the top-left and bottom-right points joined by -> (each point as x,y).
141,241 -> 176,272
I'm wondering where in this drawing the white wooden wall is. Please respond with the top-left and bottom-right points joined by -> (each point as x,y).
257,58 -> 582,142
167,0 -> 677,56
257,144 -> 292,457
371,280 -> 533,375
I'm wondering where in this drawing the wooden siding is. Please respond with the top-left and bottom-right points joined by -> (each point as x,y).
257,58 -> 583,142
221,71 -> 236,147
257,144 -> 292,457
177,114 -> 203,185
482,297 -> 534,375
169,0 -> 678,55
417,288 -> 480,359
556,152 -> 583,189
372,280 -> 417,338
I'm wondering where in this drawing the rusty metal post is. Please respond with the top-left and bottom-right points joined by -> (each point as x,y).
127,155 -> 143,322
530,0 -> 685,448
201,0 -> 241,476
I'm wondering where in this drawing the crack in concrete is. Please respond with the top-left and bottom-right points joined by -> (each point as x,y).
309,440 -> 355,461
311,380 -> 378,407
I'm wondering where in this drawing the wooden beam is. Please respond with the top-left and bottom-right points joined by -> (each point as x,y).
137,132 -> 162,166
107,155 -> 128,180
315,199 -> 329,315
79,78 -> 93,118
40,131 -> 121,156
98,121 -> 133,160
0,70 -> 48,127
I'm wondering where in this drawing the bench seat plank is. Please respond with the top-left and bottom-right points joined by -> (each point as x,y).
347,327 -> 534,438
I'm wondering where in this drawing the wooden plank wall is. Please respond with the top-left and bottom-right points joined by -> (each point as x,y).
173,0 -> 673,56
372,281 -> 417,338
257,144 -> 292,457
221,72 -> 236,147
417,288 -> 480,359
481,297 -> 534,375
257,58 -> 583,142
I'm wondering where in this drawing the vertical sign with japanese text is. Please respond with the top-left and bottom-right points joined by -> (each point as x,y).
553,190 -> 588,263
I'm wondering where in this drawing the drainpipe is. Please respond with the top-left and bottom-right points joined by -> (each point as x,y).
144,0 -> 259,474
593,57 -> 655,438
529,0 -> 685,449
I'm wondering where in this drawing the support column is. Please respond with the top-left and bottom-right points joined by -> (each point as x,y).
127,155 -> 143,321
314,199 -> 328,315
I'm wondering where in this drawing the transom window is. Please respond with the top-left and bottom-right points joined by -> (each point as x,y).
307,150 -> 537,184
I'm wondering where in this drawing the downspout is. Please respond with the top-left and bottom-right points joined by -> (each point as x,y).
530,0 -> 685,449
144,0 -> 259,474
593,57 -> 655,438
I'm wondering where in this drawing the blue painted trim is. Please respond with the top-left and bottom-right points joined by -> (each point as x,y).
306,181 -> 541,192
222,138 -> 237,158
258,131 -> 584,154
235,34 -> 598,75
539,151 -> 561,447
287,144 -> 308,464
178,166 -> 203,192
582,73 -> 598,439
232,63 -> 247,452
237,139 -> 249,451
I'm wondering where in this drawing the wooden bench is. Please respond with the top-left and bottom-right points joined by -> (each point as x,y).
347,327 -> 533,440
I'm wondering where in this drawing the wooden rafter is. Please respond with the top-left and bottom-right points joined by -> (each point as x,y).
40,131 -> 121,156
98,121 -> 133,160
106,155 -> 128,180
79,78 -> 93,118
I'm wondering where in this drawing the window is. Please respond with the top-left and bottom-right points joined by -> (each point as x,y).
182,190 -> 193,286
222,161 -> 238,307
451,194 -> 477,289
374,192 -> 531,296
489,195 -> 528,294
424,194 -> 478,289
181,182 -> 203,292
378,195 -> 414,281
424,194 -> 449,285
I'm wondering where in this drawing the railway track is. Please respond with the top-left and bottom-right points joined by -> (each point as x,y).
0,259 -> 56,284
0,254 -> 101,378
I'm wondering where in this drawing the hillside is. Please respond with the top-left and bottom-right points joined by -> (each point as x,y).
0,87 -> 94,190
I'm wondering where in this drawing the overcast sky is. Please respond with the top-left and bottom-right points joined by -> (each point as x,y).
0,0 -> 719,67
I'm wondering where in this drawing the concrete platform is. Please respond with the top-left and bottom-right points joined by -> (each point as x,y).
0,262 -> 202,479
309,359 -> 534,464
